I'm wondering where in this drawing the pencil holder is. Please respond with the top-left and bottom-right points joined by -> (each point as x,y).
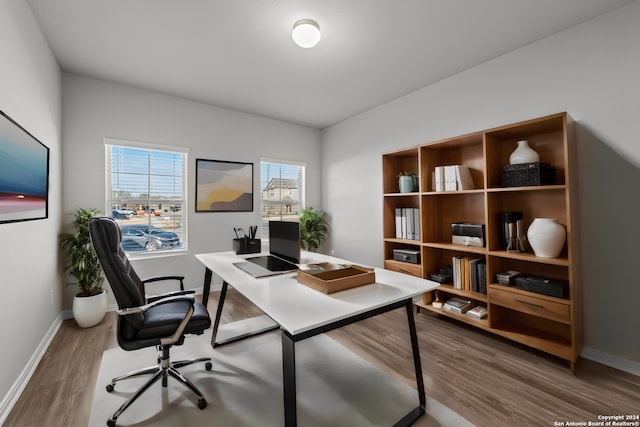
233,238 -> 261,254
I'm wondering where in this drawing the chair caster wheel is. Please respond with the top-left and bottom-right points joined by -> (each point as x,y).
205,362 -> 212,371
106,384 -> 114,392
198,398 -> 207,409
107,418 -> 116,427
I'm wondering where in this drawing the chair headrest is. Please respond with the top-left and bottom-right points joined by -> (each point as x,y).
89,216 -> 122,254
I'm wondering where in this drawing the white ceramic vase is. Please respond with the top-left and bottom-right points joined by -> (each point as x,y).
72,290 -> 107,328
527,218 -> 566,258
509,140 -> 540,165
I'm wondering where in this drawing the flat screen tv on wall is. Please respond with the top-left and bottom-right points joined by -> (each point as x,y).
0,110 -> 49,224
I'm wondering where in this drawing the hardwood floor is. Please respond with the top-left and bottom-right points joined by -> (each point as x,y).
5,290 -> 638,427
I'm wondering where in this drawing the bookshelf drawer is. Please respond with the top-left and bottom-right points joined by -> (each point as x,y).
384,260 -> 422,277
489,288 -> 570,323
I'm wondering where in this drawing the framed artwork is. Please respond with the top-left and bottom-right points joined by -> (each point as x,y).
195,159 -> 253,212
0,110 -> 49,224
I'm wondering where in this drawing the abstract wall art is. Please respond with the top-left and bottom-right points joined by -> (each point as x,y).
195,159 -> 253,212
0,110 -> 49,224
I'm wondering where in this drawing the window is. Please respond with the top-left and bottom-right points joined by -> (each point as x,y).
260,159 -> 305,237
105,139 -> 187,254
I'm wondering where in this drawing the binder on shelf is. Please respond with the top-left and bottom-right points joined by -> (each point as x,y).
435,166 -> 445,192
435,165 -> 474,191
393,207 -> 420,241
405,208 -> 414,240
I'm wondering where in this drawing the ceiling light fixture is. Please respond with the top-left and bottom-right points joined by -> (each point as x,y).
292,19 -> 321,48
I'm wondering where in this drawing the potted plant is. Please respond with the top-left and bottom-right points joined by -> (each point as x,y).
299,207 -> 329,252
59,207 -> 107,328
398,171 -> 415,192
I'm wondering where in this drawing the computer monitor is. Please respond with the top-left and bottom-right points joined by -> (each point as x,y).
269,221 -> 300,264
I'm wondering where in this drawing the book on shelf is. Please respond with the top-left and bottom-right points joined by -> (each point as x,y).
443,297 -> 473,314
394,207 -> 420,241
466,305 -> 488,319
452,256 -> 486,293
434,165 -> 474,192
454,165 -> 475,190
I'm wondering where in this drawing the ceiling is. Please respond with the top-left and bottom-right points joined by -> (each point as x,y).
27,0 -> 633,129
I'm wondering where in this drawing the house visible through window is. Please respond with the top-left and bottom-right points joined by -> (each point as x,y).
105,139 -> 187,254
260,159 -> 305,238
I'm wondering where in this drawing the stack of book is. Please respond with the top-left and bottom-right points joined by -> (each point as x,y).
443,297 -> 473,314
466,306 -> 488,319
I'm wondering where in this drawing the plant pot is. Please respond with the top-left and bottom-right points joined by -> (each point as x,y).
527,218 -> 566,258
398,176 -> 413,192
72,290 -> 107,328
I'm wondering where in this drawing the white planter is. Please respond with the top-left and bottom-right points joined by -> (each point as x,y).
509,140 -> 540,165
72,290 -> 107,328
527,218 -> 566,258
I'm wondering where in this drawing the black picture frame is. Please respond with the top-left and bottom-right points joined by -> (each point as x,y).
195,159 -> 253,212
0,110 -> 50,224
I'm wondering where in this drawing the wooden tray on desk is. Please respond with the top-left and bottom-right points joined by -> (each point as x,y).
297,263 -> 376,294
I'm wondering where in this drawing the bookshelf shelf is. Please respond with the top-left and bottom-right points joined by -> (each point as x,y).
382,112 -> 582,372
415,301 -> 491,330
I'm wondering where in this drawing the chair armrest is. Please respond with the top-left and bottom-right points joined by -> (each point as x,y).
142,275 -> 185,291
116,294 -> 195,316
146,289 -> 195,303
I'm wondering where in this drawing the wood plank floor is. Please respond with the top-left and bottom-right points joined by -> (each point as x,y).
5,290 -> 639,427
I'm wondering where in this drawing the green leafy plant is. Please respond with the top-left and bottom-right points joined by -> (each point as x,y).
299,207 -> 329,252
59,208 -> 104,297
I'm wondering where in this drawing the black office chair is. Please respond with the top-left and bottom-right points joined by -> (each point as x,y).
89,217 -> 212,427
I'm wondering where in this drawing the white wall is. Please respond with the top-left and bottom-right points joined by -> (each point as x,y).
62,73 -> 322,306
321,1 -> 640,365
0,0 -> 62,416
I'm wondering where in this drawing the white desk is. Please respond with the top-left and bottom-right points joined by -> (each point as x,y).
196,251 -> 438,427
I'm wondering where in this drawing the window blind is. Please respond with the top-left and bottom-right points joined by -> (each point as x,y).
104,139 -> 187,254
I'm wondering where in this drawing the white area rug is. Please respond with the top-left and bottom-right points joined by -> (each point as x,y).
90,330 -> 473,426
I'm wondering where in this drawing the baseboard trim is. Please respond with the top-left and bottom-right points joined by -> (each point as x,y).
0,312 -> 64,426
581,346 -> 640,377
1,289 -> 206,423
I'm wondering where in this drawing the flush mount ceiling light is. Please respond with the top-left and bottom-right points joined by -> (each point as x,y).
292,19 -> 321,48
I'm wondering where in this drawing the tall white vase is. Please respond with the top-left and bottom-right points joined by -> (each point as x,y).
509,140 -> 540,164
527,218 -> 566,258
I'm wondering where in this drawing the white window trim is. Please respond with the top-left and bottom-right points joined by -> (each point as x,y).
104,138 -> 189,259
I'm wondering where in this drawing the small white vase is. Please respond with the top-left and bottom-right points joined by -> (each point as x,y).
509,140 -> 540,165
527,218 -> 566,258
72,290 -> 107,328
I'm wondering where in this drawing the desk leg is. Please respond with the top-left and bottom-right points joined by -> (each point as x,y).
406,300 -> 426,409
210,280 -> 228,348
202,267 -> 212,308
282,331 -> 297,427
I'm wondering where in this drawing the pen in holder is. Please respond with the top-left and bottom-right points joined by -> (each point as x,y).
233,237 -> 261,254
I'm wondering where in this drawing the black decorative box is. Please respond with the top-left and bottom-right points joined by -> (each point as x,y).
233,238 -> 261,255
392,249 -> 420,264
502,162 -> 555,187
515,275 -> 569,299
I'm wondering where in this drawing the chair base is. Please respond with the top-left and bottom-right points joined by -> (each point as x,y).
106,345 -> 211,427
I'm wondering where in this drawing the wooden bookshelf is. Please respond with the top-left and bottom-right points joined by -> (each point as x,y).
382,112 -> 582,372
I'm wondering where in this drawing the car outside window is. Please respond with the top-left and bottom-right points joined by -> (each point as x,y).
105,139 -> 187,254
